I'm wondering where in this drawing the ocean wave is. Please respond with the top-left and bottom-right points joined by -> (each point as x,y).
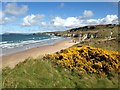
0,41 -> 8,44
1,36 -> 62,49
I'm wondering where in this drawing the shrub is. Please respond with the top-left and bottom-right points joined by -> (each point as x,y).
44,45 -> 120,77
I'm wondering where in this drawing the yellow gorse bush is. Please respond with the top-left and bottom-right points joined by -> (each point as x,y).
44,45 -> 120,76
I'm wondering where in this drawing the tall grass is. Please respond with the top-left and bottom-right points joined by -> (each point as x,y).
2,57 -> 119,88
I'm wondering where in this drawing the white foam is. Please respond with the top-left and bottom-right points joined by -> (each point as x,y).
1,36 -> 62,49
0,41 -> 8,44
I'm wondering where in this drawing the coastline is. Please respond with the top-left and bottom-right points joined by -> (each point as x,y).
1,36 -> 67,56
1,38 -> 76,68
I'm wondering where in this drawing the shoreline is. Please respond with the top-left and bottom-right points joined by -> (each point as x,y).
1,37 -> 67,56
1,38 -> 76,68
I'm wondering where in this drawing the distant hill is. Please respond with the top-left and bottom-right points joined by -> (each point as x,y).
42,24 -> 119,39
41,24 -> 119,52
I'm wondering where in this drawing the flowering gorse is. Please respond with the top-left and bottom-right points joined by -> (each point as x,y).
44,45 -> 120,76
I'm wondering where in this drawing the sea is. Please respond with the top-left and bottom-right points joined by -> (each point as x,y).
0,33 -> 67,56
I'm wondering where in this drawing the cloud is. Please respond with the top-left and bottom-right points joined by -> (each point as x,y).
52,16 -> 85,28
83,10 -> 94,18
0,11 -> 5,19
52,14 -> 118,29
85,19 -> 99,25
99,15 -> 118,24
4,3 -> 28,15
85,15 -> 118,25
52,17 -> 65,26
0,11 -> 5,24
64,17 -> 82,28
0,11 -> 16,24
0,16 -> 16,25
0,3 -> 28,24
21,14 -> 45,26
41,22 -> 47,26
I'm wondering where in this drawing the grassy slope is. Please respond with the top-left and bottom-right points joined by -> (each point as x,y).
2,25 -> 119,88
2,56 -> 119,88
48,25 -> 119,38
77,38 -> 119,52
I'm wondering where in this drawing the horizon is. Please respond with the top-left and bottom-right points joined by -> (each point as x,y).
1,23 -> 119,34
0,2 -> 118,34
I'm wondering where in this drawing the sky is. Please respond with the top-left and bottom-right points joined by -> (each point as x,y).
0,2 -> 118,34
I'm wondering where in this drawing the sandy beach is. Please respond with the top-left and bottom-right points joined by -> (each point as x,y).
1,39 -> 76,68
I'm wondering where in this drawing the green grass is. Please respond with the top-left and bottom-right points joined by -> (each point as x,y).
44,25 -> 119,39
2,25 -> 119,88
2,57 -> 119,88
77,38 -> 119,52
0,70 -> 2,89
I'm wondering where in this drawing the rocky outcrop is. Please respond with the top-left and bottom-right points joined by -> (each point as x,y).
41,24 -> 118,42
